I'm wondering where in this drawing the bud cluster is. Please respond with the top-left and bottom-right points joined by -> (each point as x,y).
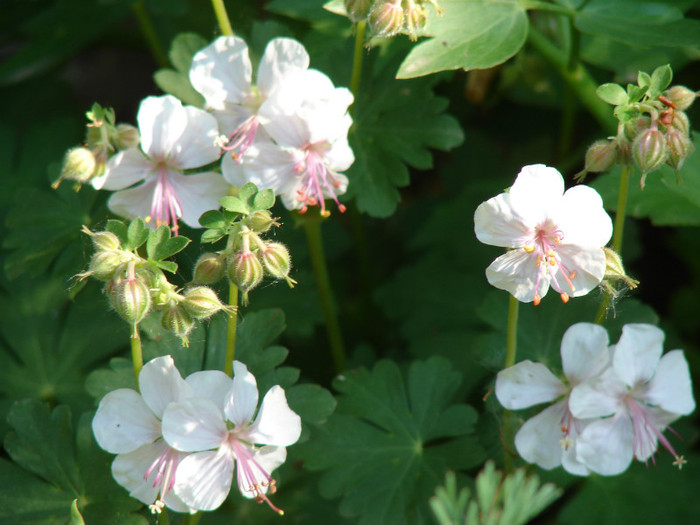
580,66 -> 696,188
346,0 -> 442,41
194,209 -> 295,306
80,225 -> 233,346
54,103 -> 140,190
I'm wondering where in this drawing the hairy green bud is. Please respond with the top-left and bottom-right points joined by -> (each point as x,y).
113,123 -> 141,150
192,252 -> 226,285
632,128 -> 667,180
368,0 -> 404,38
181,286 -> 230,320
228,251 -> 264,304
161,304 -> 195,347
664,85 -> 697,111
585,139 -> 618,173
345,0 -> 372,21
111,277 -> 152,325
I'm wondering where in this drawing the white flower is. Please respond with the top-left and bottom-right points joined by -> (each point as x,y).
569,324 -> 695,475
92,95 -> 228,234
496,323 -> 611,475
222,68 -> 354,216
474,164 -> 613,304
91,356 -> 232,513
161,361 -> 302,513
190,36 -> 310,159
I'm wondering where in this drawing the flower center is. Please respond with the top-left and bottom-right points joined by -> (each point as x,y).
624,396 -> 686,469
231,439 -> 284,515
219,114 -> 260,162
524,222 -> 577,305
146,165 -> 183,235
293,142 -> 346,217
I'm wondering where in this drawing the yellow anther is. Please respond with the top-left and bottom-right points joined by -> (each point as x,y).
523,244 -> 535,253
569,270 -> 577,279
145,216 -> 153,223
533,294 -> 541,306
547,249 -> 556,258
549,257 -> 556,266
560,292 -> 570,303
535,256 -> 542,266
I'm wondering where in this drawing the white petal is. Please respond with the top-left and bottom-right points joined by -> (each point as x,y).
107,178 -> 158,224
552,245 -> 606,297
93,149 -> 152,191
568,370 -> 624,419
166,170 -> 229,228
513,401 -> 568,469
221,140 -> 297,191
560,441 -> 591,476
575,416 -> 634,476
111,441 -> 193,513
613,324 -> 664,387
224,361 -> 259,426
560,323 -> 610,385
190,36 -> 252,107
507,164 -> 565,223
556,185 -> 612,247
139,95 -> 187,159
324,138 -> 355,172
247,386 -> 302,446
237,445 -> 287,499
139,355 -> 192,419
259,111 -> 310,149
257,38 -> 310,98
485,249 -> 547,303
474,194 -> 534,249
186,370 -> 233,414
162,398 -> 227,452
495,361 -> 566,409
92,389 -> 161,454
644,350 -> 695,415
170,106 -> 221,169
175,449 -> 233,511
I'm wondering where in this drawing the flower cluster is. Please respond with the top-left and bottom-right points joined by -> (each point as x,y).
92,356 -> 302,514
192,36 -> 354,217
81,223 -> 232,345
582,65 -> 697,187
474,164 -> 613,305
496,323 -> 695,476
345,0 -> 443,41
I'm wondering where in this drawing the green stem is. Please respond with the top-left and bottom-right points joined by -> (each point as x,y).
527,26 -> 616,135
349,21 -> 366,113
594,165 -> 631,324
521,0 -> 576,16
557,17 -> 579,160
183,512 -> 202,525
503,294 -> 520,473
301,213 -> 347,373
158,507 -> 170,525
130,324 -> 143,388
224,282 -> 239,376
131,1 -> 169,68
211,0 -> 234,36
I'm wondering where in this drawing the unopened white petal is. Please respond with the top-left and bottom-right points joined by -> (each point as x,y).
247,386 -> 302,446
645,350 -> 695,415
140,355 -> 192,419
575,416 -> 634,476
162,398 -> 227,452
560,323 -> 610,384
496,361 -> 566,409
92,389 -> 160,454
613,324 -> 664,387
174,449 -> 233,511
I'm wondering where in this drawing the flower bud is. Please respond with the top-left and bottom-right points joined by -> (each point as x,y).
666,128 -> 695,172
403,0 -> 428,41
623,116 -> 650,141
664,85 -> 697,111
89,250 -> 126,281
602,247 -> 638,292
91,231 -> 121,252
192,252 -> 225,285
345,0 -> 372,21
260,242 -> 292,280
181,286 -> 228,320
112,123 -> 141,150
111,277 -> 152,325
671,111 -> 690,136
228,251 -> 264,304
368,0 -> 404,38
161,304 -> 195,346
149,272 -> 178,307
632,128 -> 667,177
247,210 -> 278,233
585,139 -> 617,173
55,147 -> 97,187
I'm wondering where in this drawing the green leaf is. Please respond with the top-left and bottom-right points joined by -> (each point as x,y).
220,195 -> 249,214
105,219 -> 128,246
347,49 -> 463,217
286,384 -> 337,425
201,228 -> 227,244
253,188 -> 276,210
596,83 -> 628,105
155,260 -> 178,273
199,209 -> 226,229
85,358 -> 136,402
70,499 -> 86,525
153,69 -> 205,107
575,0 -> 700,48
297,357 -> 485,525
125,218 -> 148,251
648,63 -> 673,98
397,0 -> 528,79
168,32 -> 208,74
592,134 -> 700,226
146,224 -> 191,261
638,71 -> 652,88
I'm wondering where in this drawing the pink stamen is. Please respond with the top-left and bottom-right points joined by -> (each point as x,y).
143,444 -> 180,497
293,142 -> 346,216
231,440 -> 284,515
220,115 -> 259,162
625,397 -> 682,467
529,223 -> 577,303
148,166 -> 184,235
